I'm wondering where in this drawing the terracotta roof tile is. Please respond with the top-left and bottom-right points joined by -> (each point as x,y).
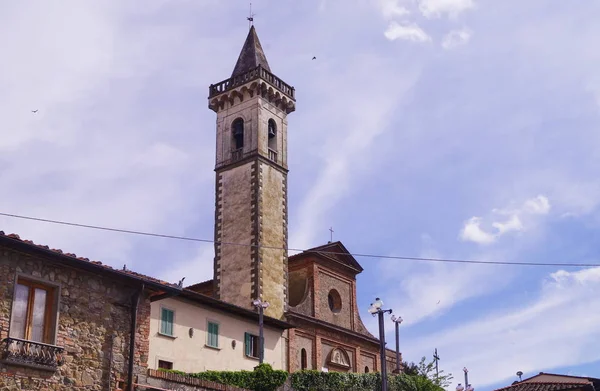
495,383 -> 590,391
0,231 -> 180,291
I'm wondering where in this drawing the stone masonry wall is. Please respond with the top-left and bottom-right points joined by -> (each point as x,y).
258,162 -> 287,319
215,162 -> 254,308
0,246 -> 150,390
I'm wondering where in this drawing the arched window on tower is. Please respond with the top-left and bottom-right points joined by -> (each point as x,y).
267,119 -> 277,162
301,348 -> 307,370
231,118 -> 244,161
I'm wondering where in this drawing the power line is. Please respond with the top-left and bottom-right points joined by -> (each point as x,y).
1,211 -> 598,268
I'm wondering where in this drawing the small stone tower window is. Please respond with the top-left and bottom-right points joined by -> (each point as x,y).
365,366 -> 370,373
301,348 -> 307,370
268,119 -> 277,151
232,118 -> 244,150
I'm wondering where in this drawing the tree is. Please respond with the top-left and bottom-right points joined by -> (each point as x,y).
402,361 -> 420,377
402,357 -> 453,389
390,373 -> 444,391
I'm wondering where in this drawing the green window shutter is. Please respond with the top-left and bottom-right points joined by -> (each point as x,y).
245,333 -> 252,356
161,309 -> 174,336
208,322 -> 219,347
214,323 -> 219,347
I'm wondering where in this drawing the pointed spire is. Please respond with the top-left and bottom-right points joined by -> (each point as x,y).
231,26 -> 271,77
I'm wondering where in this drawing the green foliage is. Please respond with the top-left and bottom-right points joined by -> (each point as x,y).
402,361 -> 420,377
290,370 -> 444,391
390,373 -> 445,391
401,357 -> 453,389
290,370 -> 381,391
157,363 -> 287,391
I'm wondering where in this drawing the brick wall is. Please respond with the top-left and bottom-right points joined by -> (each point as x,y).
142,369 -> 251,391
0,246 -> 151,390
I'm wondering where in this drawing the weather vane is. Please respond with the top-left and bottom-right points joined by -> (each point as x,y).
247,3 -> 255,29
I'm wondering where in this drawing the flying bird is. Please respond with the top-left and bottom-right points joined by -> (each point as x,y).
436,300 -> 441,305
31,110 -> 38,113
312,56 -> 316,60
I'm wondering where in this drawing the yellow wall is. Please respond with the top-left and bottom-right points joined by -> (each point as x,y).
148,297 -> 286,373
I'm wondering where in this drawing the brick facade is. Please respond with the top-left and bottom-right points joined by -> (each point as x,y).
287,242 -> 401,374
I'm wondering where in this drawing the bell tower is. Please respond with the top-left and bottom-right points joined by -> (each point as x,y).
208,26 -> 296,319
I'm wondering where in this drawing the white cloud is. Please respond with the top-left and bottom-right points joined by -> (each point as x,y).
379,0 -> 411,19
460,217 -> 497,244
384,21 -> 432,42
460,195 -> 551,245
492,214 -> 523,235
441,28 -> 472,49
418,0 -> 475,18
523,195 -> 552,215
404,266 -> 600,388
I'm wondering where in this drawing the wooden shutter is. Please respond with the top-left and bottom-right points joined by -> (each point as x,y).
161,308 -> 174,336
245,332 -> 252,356
208,322 -> 219,347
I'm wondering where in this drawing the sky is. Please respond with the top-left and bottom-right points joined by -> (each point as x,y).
1,0 -> 600,390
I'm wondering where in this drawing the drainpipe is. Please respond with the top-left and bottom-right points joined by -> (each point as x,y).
107,334 -> 115,391
127,284 -> 144,391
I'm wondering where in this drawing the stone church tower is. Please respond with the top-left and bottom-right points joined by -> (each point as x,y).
208,26 -> 296,319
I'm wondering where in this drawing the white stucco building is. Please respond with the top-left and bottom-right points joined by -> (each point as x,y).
148,287 -> 291,373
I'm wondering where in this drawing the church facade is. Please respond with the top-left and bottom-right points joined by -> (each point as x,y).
204,26 -> 399,374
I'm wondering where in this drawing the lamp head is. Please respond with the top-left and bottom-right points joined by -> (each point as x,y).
456,384 -> 464,391
373,297 -> 384,309
466,385 -> 474,391
368,304 -> 379,315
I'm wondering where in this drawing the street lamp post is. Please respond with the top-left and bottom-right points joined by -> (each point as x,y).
390,315 -> 403,374
368,298 -> 393,391
252,299 -> 270,364
456,368 -> 474,391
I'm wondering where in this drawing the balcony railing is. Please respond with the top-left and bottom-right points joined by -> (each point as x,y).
209,65 -> 295,100
1,337 -> 65,370
268,149 -> 278,163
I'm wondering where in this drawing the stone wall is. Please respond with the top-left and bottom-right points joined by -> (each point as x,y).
257,162 -> 287,319
215,162 -> 254,308
0,246 -> 150,390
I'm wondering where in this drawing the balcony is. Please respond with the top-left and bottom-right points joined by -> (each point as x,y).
1,337 -> 65,371
209,65 -> 295,101
268,149 -> 278,163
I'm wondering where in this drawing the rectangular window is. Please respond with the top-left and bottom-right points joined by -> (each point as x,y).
160,308 -> 174,337
9,278 -> 55,344
206,321 -> 219,348
244,332 -> 259,358
158,360 -> 173,370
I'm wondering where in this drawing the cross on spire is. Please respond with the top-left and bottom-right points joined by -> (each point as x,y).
247,3 -> 255,29
329,227 -> 334,243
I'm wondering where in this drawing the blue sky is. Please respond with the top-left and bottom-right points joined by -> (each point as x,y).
2,0 -> 600,390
